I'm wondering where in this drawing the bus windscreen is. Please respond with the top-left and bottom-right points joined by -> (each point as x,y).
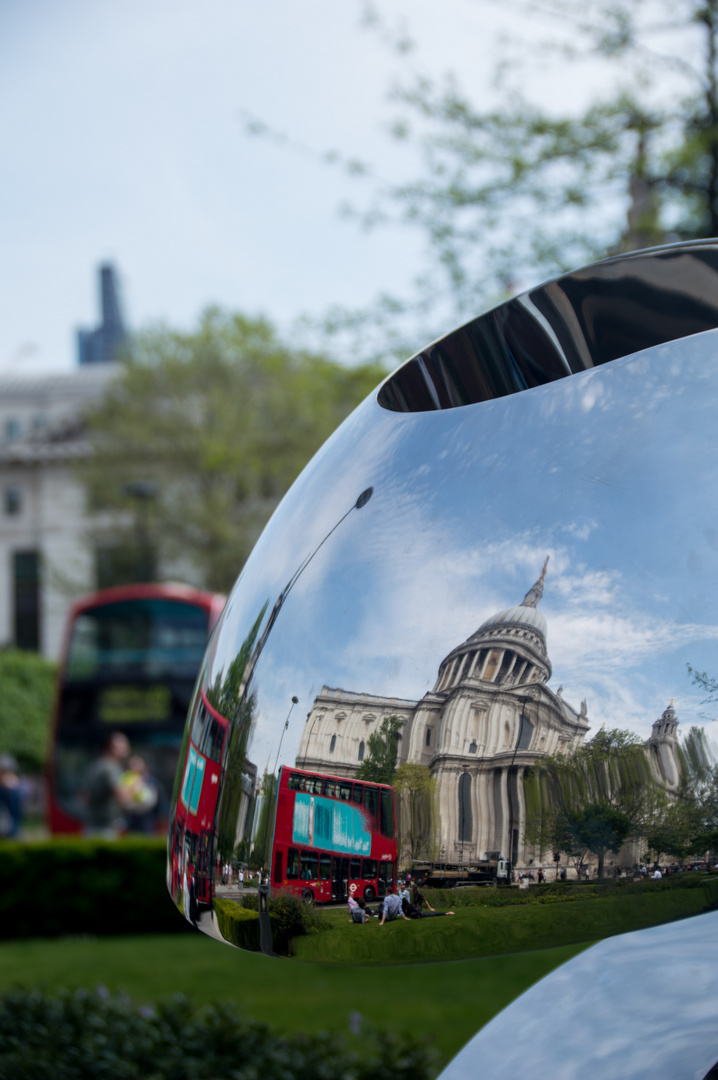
66,598 -> 209,682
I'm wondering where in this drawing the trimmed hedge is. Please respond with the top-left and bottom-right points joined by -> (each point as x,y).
213,899 -> 261,951
421,870 -> 718,910
215,893 -> 331,955
0,839 -> 188,938
294,877 -> 718,965
0,987 -> 437,1080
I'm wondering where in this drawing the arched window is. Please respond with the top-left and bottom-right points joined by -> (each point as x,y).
358,740 -> 365,761
329,734 -> 336,753
458,773 -> 472,842
469,741 -> 477,754
516,718 -> 534,751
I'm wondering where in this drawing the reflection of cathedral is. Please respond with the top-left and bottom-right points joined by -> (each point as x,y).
297,561 -> 596,865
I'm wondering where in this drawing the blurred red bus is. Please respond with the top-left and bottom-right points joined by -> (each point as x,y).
270,766 -> 397,904
48,583 -> 225,835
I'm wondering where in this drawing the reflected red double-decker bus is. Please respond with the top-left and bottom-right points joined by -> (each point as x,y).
270,766 -> 397,904
169,690 -> 230,907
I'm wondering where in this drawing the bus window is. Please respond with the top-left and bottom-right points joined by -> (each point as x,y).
288,773 -> 303,791
352,784 -> 363,805
191,703 -> 206,747
322,779 -> 336,798
209,718 -> 226,763
287,848 -> 299,879
364,786 -> 378,826
350,857 -> 361,879
308,777 -> 323,794
380,788 -> 394,838
320,854 -> 332,881
273,850 -> 283,884
300,851 -> 319,880
338,781 -> 352,801
362,858 -> 377,880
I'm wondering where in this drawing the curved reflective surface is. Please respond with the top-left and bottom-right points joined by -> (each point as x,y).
168,241 -> 718,964
378,240 -> 718,411
438,910 -> 718,1080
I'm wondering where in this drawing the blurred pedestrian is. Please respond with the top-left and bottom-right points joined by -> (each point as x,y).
83,732 -> 131,837
0,755 -> 22,838
121,755 -> 160,834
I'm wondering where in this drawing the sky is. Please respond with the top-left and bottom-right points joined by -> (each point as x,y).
202,325 -> 718,772
0,0 -> 614,376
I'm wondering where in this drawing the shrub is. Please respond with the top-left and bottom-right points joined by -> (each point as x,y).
213,898 -> 261,950
0,839 -> 188,938
0,649 -> 57,773
238,890 -> 330,954
0,988 -> 436,1080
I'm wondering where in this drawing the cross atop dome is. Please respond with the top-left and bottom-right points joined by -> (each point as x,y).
521,556 -> 549,609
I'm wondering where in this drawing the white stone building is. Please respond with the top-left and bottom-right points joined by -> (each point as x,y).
297,562 -> 595,866
0,367 -> 118,657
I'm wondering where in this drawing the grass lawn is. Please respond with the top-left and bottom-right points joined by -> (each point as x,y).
0,933 -> 588,1066
293,885 -> 715,963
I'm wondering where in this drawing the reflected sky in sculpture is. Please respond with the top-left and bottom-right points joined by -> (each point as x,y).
208,327 -> 718,771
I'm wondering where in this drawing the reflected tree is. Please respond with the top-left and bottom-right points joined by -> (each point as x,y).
206,606 -> 267,862
394,762 -> 438,863
524,727 -> 663,876
357,715 -> 404,785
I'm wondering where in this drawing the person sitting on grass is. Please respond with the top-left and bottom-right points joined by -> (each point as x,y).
401,896 -> 455,919
411,882 -> 436,911
348,895 -> 369,923
379,888 -> 410,925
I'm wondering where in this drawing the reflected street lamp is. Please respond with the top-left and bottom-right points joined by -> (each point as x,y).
236,487 -> 374,706
254,490 -> 373,955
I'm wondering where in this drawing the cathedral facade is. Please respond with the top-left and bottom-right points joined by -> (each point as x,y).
296,561 -> 596,867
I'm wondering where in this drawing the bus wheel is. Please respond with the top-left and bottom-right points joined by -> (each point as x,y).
363,885 -> 375,902
301,889 -> 314,906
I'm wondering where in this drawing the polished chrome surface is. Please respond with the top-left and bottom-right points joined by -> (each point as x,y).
378,241 -> 718,411
167,241 -> 718,962
438,910 -> 718,1080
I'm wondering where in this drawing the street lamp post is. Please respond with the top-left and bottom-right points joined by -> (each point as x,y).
236,487 -> 374,707
254,488 -> 374,955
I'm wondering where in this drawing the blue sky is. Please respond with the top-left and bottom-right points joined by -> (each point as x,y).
205,328 -> 718,771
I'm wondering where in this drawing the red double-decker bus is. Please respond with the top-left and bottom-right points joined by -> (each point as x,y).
48,583 -> 225,835
270,766 -> 397,904
168,689 -> 230,907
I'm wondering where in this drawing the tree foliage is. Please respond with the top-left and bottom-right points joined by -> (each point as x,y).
524,727 -> 663,875
0,649 -> 57,772
357,715 -> 404,785
366,0 -> 718,321
246,0 -> 718,362
80,310 -> 386,592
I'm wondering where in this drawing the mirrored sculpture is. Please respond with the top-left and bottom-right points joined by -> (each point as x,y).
167,240 -> 718,966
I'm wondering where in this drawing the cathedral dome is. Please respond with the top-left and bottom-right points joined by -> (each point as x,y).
434,558 -> 552,693
476,603 -> 547,638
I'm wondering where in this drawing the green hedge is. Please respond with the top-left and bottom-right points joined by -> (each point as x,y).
213,899 -> 261,951
215,893 -> 331,955
0,988 -> 436,1080
294,878 -> 718,965
422,870 -> 718,910
0,839 -> 188,938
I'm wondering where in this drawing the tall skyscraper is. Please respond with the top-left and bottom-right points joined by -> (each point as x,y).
77,263 -> 127,366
